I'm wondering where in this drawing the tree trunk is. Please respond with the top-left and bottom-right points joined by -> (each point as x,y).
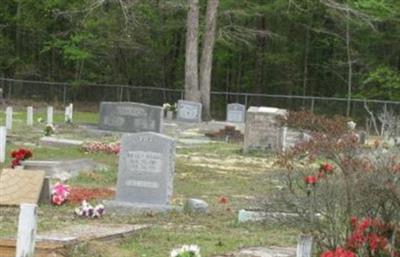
345,3 -> 352,117
199,0 -> 220,120
254,15 -> 267,105
184,0 -> 200,102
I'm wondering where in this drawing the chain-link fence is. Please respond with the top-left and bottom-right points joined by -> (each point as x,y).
1,78 -> 399,123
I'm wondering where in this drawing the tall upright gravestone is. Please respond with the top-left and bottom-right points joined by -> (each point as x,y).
176,100 -> 202,123
105,132 -> 176,212
244,107 -> 287,153
99,102 -> 163,133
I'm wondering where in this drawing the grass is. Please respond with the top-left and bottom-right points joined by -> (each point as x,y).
0,110 -> 297,257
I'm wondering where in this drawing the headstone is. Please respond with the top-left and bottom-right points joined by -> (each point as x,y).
16,203 -> 38,257
68,103 -> 73,122
244,107 -> 287,153
46,106 -> 53,124
64,106 -> 71,122
226,103 -> 246,123
280,126 -> 288,151
105,132 -> 176,212
359,131 -> 367,144
184,198 -> 209,214
176,100 -> 202,123
0,169 -> 45,206
99,102 -> 164,133
0,126 -> 6,163
296,234 -> 313,257
27,106 -> 33,126
6,106 -> 12,130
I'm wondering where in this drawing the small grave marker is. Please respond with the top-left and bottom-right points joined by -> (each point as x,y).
176,100 -> 202,123
296,234 -> 313,257
27,107 -> 33,126
226,103 -> 246,123
16,203 -> 38,257
0,126 -> 6,163
6,106 -> 12,130
47,106 -> 53,124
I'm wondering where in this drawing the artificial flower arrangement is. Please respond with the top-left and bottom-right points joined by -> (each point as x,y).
170,245 -> 201,257
163,103 -> 177,113
11,148 -> 32,168
44,123 -> 55,136
81,141 -> 120,154
74,200 -> 105,218
51,182 -> 71,206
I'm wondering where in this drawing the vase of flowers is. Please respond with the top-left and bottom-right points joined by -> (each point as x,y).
44,124 -> 55,136
170,245 -> 201,257
163,103 -> 177,120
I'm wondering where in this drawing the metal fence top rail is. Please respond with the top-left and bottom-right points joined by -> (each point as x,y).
1,77 -> 399,105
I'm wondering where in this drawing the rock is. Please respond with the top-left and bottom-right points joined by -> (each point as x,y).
184,198 -> 209,214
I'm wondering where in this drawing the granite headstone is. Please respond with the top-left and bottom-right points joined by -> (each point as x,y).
99,102 -> 163,133
176,100 -> 202,123
227,103 -> 246,123
106,132 -> 176,212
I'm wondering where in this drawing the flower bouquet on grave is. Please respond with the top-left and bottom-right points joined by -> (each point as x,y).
74,200 -> 105,218
44,123 -> 55,136
11,148 -> 32,168
51,182 -> 71,206
170,245 -> 201,257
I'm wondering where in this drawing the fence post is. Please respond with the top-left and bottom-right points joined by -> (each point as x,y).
63,85 -> 67,106
119,86 -> 123,101
180,91 -> 184,100
244,95 -> 248,109
16,203 -> 38,257
311,98 -> 315,113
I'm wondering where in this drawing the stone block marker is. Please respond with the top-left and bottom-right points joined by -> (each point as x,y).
226,103 -> 246,123
176,100 -> 202,123
105,132 -> 176,213
243,106 -> 287,153
16,203 -> 38,257
0,126 -> 6,163
99,102 -> 163,133
27,106 -> 33,126
47,106 -> 53,124
6,106 -> 12,130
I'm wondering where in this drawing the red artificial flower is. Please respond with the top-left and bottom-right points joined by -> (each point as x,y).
11,158 -> 21,168
320,163 -> 334,173
218,196 -> 228,204
304,175 -> 318,185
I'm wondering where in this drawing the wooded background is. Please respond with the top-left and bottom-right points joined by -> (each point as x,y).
0,0 -> 399,105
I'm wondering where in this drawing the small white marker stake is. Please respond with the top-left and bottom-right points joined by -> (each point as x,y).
16,203 -> 38,257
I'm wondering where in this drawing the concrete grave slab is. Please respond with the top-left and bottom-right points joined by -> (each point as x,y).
0,169 -> 45,206
40,137 -> 83,147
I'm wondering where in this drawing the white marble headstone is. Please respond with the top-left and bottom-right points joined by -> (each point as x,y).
227,103 -> 246,123
6,106 -> 12,130
0,126 -> 6,163
47,106 -> 54,124
27,106 -> 33,126
176,100 -> 202,123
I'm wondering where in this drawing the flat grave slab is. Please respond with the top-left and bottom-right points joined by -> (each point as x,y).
21,159 -> 99,180
40,137 -> 83,147
0,169 -> 45,206
0,224 -> 149,257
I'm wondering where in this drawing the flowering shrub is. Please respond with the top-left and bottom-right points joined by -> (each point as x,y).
81,141 -> 120,154
272,111 -> 400,255
170,245 -> 201,257
74,200 -> 105,218
44,124 -> 55,136
51,182 -> 70,206
11,148 -> 32,168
